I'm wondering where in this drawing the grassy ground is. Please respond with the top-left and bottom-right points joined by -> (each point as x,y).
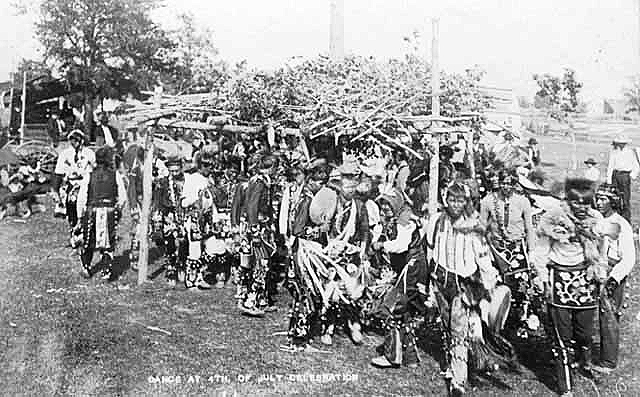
2,135 -> 640,396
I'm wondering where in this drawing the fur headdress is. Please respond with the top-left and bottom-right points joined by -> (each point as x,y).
565,177 -> 595,203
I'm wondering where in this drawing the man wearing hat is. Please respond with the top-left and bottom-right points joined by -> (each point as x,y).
370,186 -> 428,369
583,158 -> 600,183
93,112 -> 120,148
593,184 -> 636,375
309,155 -> 370,346
527,137 -> 540,168
152,154 -> 188,287
75,145 -> 126,279
46,110 -> 64,148
531,178 -> 608,397
606,133 -> 639,222
53,129 -> 96,247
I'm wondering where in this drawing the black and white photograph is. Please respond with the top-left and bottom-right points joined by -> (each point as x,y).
1,1 -> 640,396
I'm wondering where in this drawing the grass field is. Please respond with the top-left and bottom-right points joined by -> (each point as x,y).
2,134 -> 640,397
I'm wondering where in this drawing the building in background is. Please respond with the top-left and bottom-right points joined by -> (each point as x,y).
480,85 -> 522,136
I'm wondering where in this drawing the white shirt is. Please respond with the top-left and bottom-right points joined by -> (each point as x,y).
181,172 -> 210,208
451,140 -> 466,164
602,212 -> 636,283
365,200 -> 382,243
383,222 -> 416,253
584,167 -> 600,183
102,125 -> 115,147
54,146 -> 96,179
607,147 -> 640,182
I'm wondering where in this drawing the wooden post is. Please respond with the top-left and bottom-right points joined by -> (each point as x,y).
428,18 -> 440,217
137,126 -> 153,285
329,0 -> 345,60
467,129 -> 476,178
20,71 -> 26,144
137,85 -> 162,285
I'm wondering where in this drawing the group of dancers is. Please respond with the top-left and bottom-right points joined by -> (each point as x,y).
51,125 -> 634,397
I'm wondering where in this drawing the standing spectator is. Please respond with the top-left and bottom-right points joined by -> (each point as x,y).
606,133 -> 639,222
450,134 -> 467,174
94,112 -> 122,153
46,111 -> 65,148
583,158 -> 600,183
527,138 -> 541,168
593,184 -> 636,375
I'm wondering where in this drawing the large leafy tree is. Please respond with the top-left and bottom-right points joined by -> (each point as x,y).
159,13 -> 229,95
533,68 -> 583,121
35,0 -> 174,128
624,75 -> 640,116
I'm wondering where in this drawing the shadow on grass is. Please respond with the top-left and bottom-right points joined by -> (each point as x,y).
110,245 -> 165,281
57,305 -> 147,396
413,314 -> 559,395
502,313 -> 557,394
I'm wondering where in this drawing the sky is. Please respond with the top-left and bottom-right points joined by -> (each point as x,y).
0,0 -> 638,104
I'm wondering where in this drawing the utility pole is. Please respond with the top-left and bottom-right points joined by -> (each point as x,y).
637,0 -> 640,67
329,0 -> 345,60
20,71 -> 27,145
428,18 -> 440,217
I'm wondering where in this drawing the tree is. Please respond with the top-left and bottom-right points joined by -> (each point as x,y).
159,13 -> 229,95
35,0 -> 175,130
624,75 -> 640,116
11,59 -> 53,82
533,68 -> 583,121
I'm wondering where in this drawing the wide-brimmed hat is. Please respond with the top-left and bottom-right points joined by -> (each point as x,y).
308,157 -> 328,171
528,137 -> 538,145
67,129 -> 85,142
165,154 -> 184,168
584,158 -> 597,165
612,133 -> 631,144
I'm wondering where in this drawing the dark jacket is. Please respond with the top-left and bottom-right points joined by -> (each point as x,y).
244,174 -> 273,225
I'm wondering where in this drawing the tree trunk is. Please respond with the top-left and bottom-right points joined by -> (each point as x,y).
83,90 -> 94,141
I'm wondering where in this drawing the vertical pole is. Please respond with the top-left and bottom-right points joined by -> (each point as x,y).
8,87 -> 14,135
137,125 -> 153,285
467,128 -> 475,178
137,87 -> 161,285
329,0 -> 345,60
20,71 -> 27,144
428,18 -> 440,217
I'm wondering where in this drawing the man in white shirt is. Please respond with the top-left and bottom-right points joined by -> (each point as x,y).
606,133 -> 640,222
583,158 -> 600,182
53,129 -> 96,247
592,184 -> 636,375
